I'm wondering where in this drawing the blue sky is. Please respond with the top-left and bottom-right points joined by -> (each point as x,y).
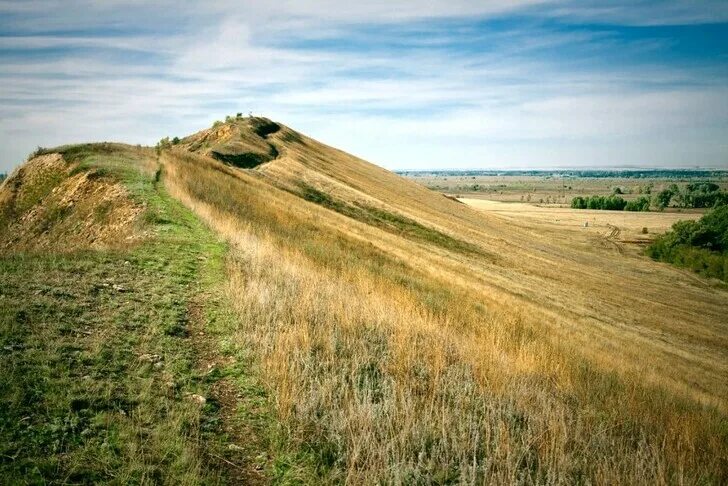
0,1 -> 727,173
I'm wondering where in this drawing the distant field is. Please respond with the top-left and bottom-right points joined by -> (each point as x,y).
460,198 -> 703,247
402,171 -> 728,204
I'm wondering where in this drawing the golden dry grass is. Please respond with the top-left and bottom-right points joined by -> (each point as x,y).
160,118 -> 727,483
460,198 -> 701,239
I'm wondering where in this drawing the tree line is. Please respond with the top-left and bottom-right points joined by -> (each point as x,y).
653,182 -> 728,209
398,169 -> 728,179
572,182 -> 728,212
570,195 -> 650,211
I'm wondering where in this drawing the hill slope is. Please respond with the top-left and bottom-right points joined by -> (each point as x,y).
175,116 -> 728,408
1,117 -> 727,484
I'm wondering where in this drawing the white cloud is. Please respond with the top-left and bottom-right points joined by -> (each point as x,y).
0,1 -> 727,171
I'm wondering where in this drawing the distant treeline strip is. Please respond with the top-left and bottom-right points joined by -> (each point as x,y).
571,195 -> 650,211
398,169 -> 728,179
573,182 -> 728,212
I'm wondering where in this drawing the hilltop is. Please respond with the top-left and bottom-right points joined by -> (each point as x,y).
1,116 -> 726,484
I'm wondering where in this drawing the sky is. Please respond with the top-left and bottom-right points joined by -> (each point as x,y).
1,1 -> 727,173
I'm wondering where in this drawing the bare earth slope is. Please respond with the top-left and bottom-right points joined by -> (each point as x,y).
163,117 -> 727,483
0,148 -> 142,252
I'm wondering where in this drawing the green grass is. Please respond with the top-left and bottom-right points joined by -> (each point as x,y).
0,146 -> 273,484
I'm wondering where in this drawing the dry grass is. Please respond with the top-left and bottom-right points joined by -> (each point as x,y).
460,198 -> 702,239
159,120 -> 728,484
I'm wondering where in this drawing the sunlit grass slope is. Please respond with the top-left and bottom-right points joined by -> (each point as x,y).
164,117 -> 728,483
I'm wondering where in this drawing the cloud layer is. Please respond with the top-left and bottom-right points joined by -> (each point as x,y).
1,0 -> 727,171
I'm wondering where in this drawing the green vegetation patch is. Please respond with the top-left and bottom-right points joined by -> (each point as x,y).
654,182 -> 728,210
249,118 -> 281,138
211,141 -> 278,170
647,204 -> 728,282
211,151 -> 272,169
0,147 -> 272,484
571,195 -> 652,212
624,196 -> 651,212
573,182 -> 728,212
35,143 -> 128,166
298,183 -> 487,257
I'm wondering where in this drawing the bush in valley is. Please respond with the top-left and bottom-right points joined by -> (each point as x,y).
637,183 -> 653,195
625,196 -> 651,212
571,195 -> 628,210
647,204 -> 728,282
571,194 -> 665,212
654,187 -> 675,210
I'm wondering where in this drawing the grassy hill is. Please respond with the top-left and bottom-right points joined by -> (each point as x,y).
1,117 -> 727,483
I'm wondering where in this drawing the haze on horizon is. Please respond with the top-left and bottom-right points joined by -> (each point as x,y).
1,0 -> 727,174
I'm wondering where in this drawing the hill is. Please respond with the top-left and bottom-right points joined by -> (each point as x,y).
1,116 -> 726,484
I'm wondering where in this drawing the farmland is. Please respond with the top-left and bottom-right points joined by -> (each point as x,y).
459,198 -> 703,248
401,170 -> 728,205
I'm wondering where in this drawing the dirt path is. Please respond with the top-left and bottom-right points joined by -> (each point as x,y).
187,291 -> 270,485
604,224 -> 624,254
